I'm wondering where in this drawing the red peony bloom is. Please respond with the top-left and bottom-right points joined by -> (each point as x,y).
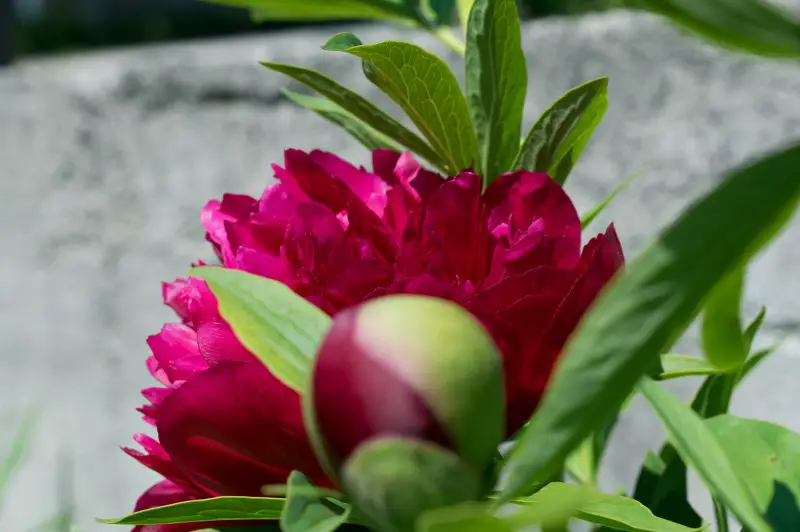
127,148 -> 623,529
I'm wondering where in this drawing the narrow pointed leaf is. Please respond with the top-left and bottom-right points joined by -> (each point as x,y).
500,144 -> 800,499
701,267 -> 746,369
98,497 -> 285,525
282,90 -> 402,152
581,170 -> 642,229
465,0 -> 527,181
658,354 -> 726,380
639,378 -> 771,532
740,346 -> 778,382
325,34 -> 479,174
639,0 -> 800,59
191,267 -> 332,394
510,482 -> 702,532
0,409 -> 37,503
514,78 -> 608,185
743,306 -> 767,353
282,471 -> 350,532
261,61 -> 447,171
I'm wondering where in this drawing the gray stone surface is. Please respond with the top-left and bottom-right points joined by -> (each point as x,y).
1,9 -> 799,531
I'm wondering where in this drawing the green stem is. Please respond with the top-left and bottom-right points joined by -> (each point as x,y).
429,26 -> 466,55
713,498 -> 729,532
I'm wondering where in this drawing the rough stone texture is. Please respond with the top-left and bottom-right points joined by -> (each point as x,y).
1,9 -> 799,531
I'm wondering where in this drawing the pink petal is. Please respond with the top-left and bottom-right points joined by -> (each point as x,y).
162,278 -> 219,327
157,362 -> 329,496
234,248 -> 292,283
124,437 -> 199,495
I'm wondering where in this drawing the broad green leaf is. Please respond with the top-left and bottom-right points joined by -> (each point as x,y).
191,267 -> 331,393
706,415 -> 800,530
325,34 -> 479,174
581,170 -> 642,230
510,482 -> 702,532
658,354 -> 725,380
514,78 -> 608,185
457,0 -> 476,30
465,0 -> 527,181
281,471 -> 350,532
282,89 -> 402,152
0,408 -> 37,504
98,496 -> 285,525
638,0 -> 800,59
500,144 -> 800,499
261,61 -> 447,171
209,0 -> 416,22
743,306 -> 767,353
701,268 -> 746,368
418,503 -> 513,531
638,378 -> 771,532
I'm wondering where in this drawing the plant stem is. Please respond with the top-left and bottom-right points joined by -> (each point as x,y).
713,498 -> 729,532
429,26 -> 466,56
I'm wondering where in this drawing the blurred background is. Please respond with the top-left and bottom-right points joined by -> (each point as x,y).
1,1 -> 799,531
3,0 -> 623,61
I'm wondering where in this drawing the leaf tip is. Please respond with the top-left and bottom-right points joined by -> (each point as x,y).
322,32 -> 363,52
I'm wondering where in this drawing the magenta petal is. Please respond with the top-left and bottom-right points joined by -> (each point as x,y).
234,248 -> 292,282
157,362 -> 328,496
147,324 -> 207,384
195,321 -> 254,365
421,172 -> 490,283
162,278 -> 219,327
309,150 -> 388,217
124,436 -> 199,495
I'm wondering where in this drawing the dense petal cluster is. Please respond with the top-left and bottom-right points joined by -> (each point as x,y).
127,148 -> 623,530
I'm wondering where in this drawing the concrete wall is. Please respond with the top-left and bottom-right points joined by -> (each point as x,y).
1,10 -> 798,531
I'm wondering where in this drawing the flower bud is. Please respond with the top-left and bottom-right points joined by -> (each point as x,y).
304,294 -> 505,481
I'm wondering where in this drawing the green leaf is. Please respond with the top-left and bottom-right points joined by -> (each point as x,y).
706,415 -> 800,530
282,90 -> 402,152
510,482 -> 702,532
580,169 -> 642,230
638,0 -> 800,59
98,496 -> 286,525
701,268 -> 746,369
514,78 -> 608,185
743,305 -> 767,353
281,471 -> 350,532
191,267 -> 331,394
0,408 -> 37,504
632,445 -> 703,528
418,504 -> 513,531
638,378 -> 771,532
500,144 -> 800,499
658,354 -> 725,380
325,34 -> 479,174
261,61 -> 448,171
342,437 -> 482,532
739,345 -> 777,382
457,0 -> 476,30
465,0 -> 527,181
209,0 -> 417,22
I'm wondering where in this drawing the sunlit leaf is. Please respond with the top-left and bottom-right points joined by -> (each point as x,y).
701,268 -> 746,368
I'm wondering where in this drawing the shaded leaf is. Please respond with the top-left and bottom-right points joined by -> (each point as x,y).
465,0 -> 527,181
261,61 -> 447,171
209,0 -> 416,22
701,268 -> 746,369
500,144 -> 800,499
510,482 -> 702,532
638,0 -> 800,58
281,471 -> 350,532
192,267 -> 331,394
325,34 -> 479,174
639,378 -> 771,532
417,503 -> 513,531
282,90 -> 402,152
706,415 -> 800,531
98,497 -> 285,525
514,78 -> 608,185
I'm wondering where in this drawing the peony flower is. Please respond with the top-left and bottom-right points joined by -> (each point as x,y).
126,148 -> 622,529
